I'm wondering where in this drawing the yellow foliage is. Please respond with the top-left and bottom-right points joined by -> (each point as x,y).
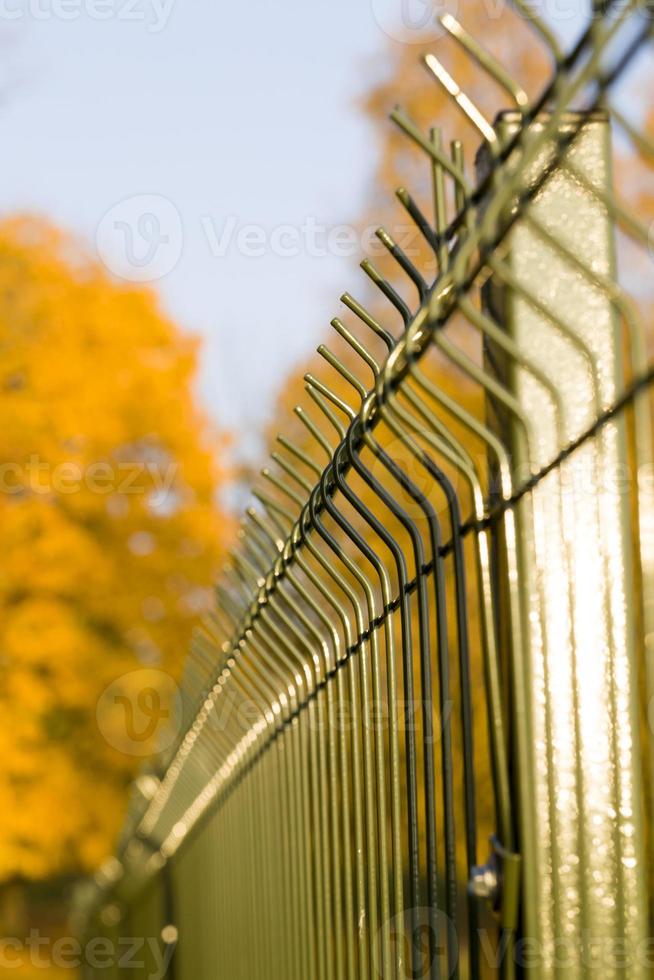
0,217 -> 232,881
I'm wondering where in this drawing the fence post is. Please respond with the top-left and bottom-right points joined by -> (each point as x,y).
480,110 -> 649,976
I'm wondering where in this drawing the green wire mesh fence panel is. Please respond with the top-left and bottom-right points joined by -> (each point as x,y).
78,872 -> 169,980
76,2 -> 654,978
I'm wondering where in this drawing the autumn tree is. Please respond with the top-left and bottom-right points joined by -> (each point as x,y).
0,217 -> 231,883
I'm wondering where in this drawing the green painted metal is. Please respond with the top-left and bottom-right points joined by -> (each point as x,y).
481,109 -> 650,975
76,4 -> 654,978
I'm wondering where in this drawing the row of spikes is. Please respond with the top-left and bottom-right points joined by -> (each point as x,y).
128,0 -> 654,854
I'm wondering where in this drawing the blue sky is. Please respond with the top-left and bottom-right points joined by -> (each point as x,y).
0,0 -> 631,466
0,0 -> 397,457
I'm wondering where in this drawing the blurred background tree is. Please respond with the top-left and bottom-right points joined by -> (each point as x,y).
0,217 -> 232,938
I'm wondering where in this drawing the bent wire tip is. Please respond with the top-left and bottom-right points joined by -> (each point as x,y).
422,52 -> 456,95
375,227 -> 395,248
423,51 -> 498,146
439,11 -> 458,32
439,10 -> 529,110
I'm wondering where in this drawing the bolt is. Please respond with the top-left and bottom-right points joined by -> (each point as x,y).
468,859 -> 500,903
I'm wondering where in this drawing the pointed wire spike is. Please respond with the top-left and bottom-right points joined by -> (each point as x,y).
294,406 -> 334,459
375,226 -> 395,250
276,433 -> 322,477
360,257 -> 382,282
376,226 -> 428,301
331,314 -> 369,349
330,316 -> 380,375
317,344 -> 368,400
340,292 -> 380,326
340,292 -> 394,351
271,450 -> 313,494
422,53 -> 498,145
323,346 -> 368,401
390,105 -> 472,194
430,127 -> 450,273
439,12 -> 529,109
451,140 -> 467,214
261,466 -> 305,509
252,487 -> 295,528
246,509 -> 285,554
305,373 -> 357,420
232,548 -> 264,589
421,53 -> 458,97
240,531 -> 269,573
395,187 -> 439,251
360,258 -> 412,325
305,384 -> 348,439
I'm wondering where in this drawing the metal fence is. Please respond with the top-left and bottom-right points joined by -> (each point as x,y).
78,2 -> 654,977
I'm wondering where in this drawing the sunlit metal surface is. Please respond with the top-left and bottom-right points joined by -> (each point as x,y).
485,111 -> 648,974
73,4 -> 654,978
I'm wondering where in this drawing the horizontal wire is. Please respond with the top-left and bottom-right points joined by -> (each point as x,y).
87,1 -> 654,878
140,357 -> 654,854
